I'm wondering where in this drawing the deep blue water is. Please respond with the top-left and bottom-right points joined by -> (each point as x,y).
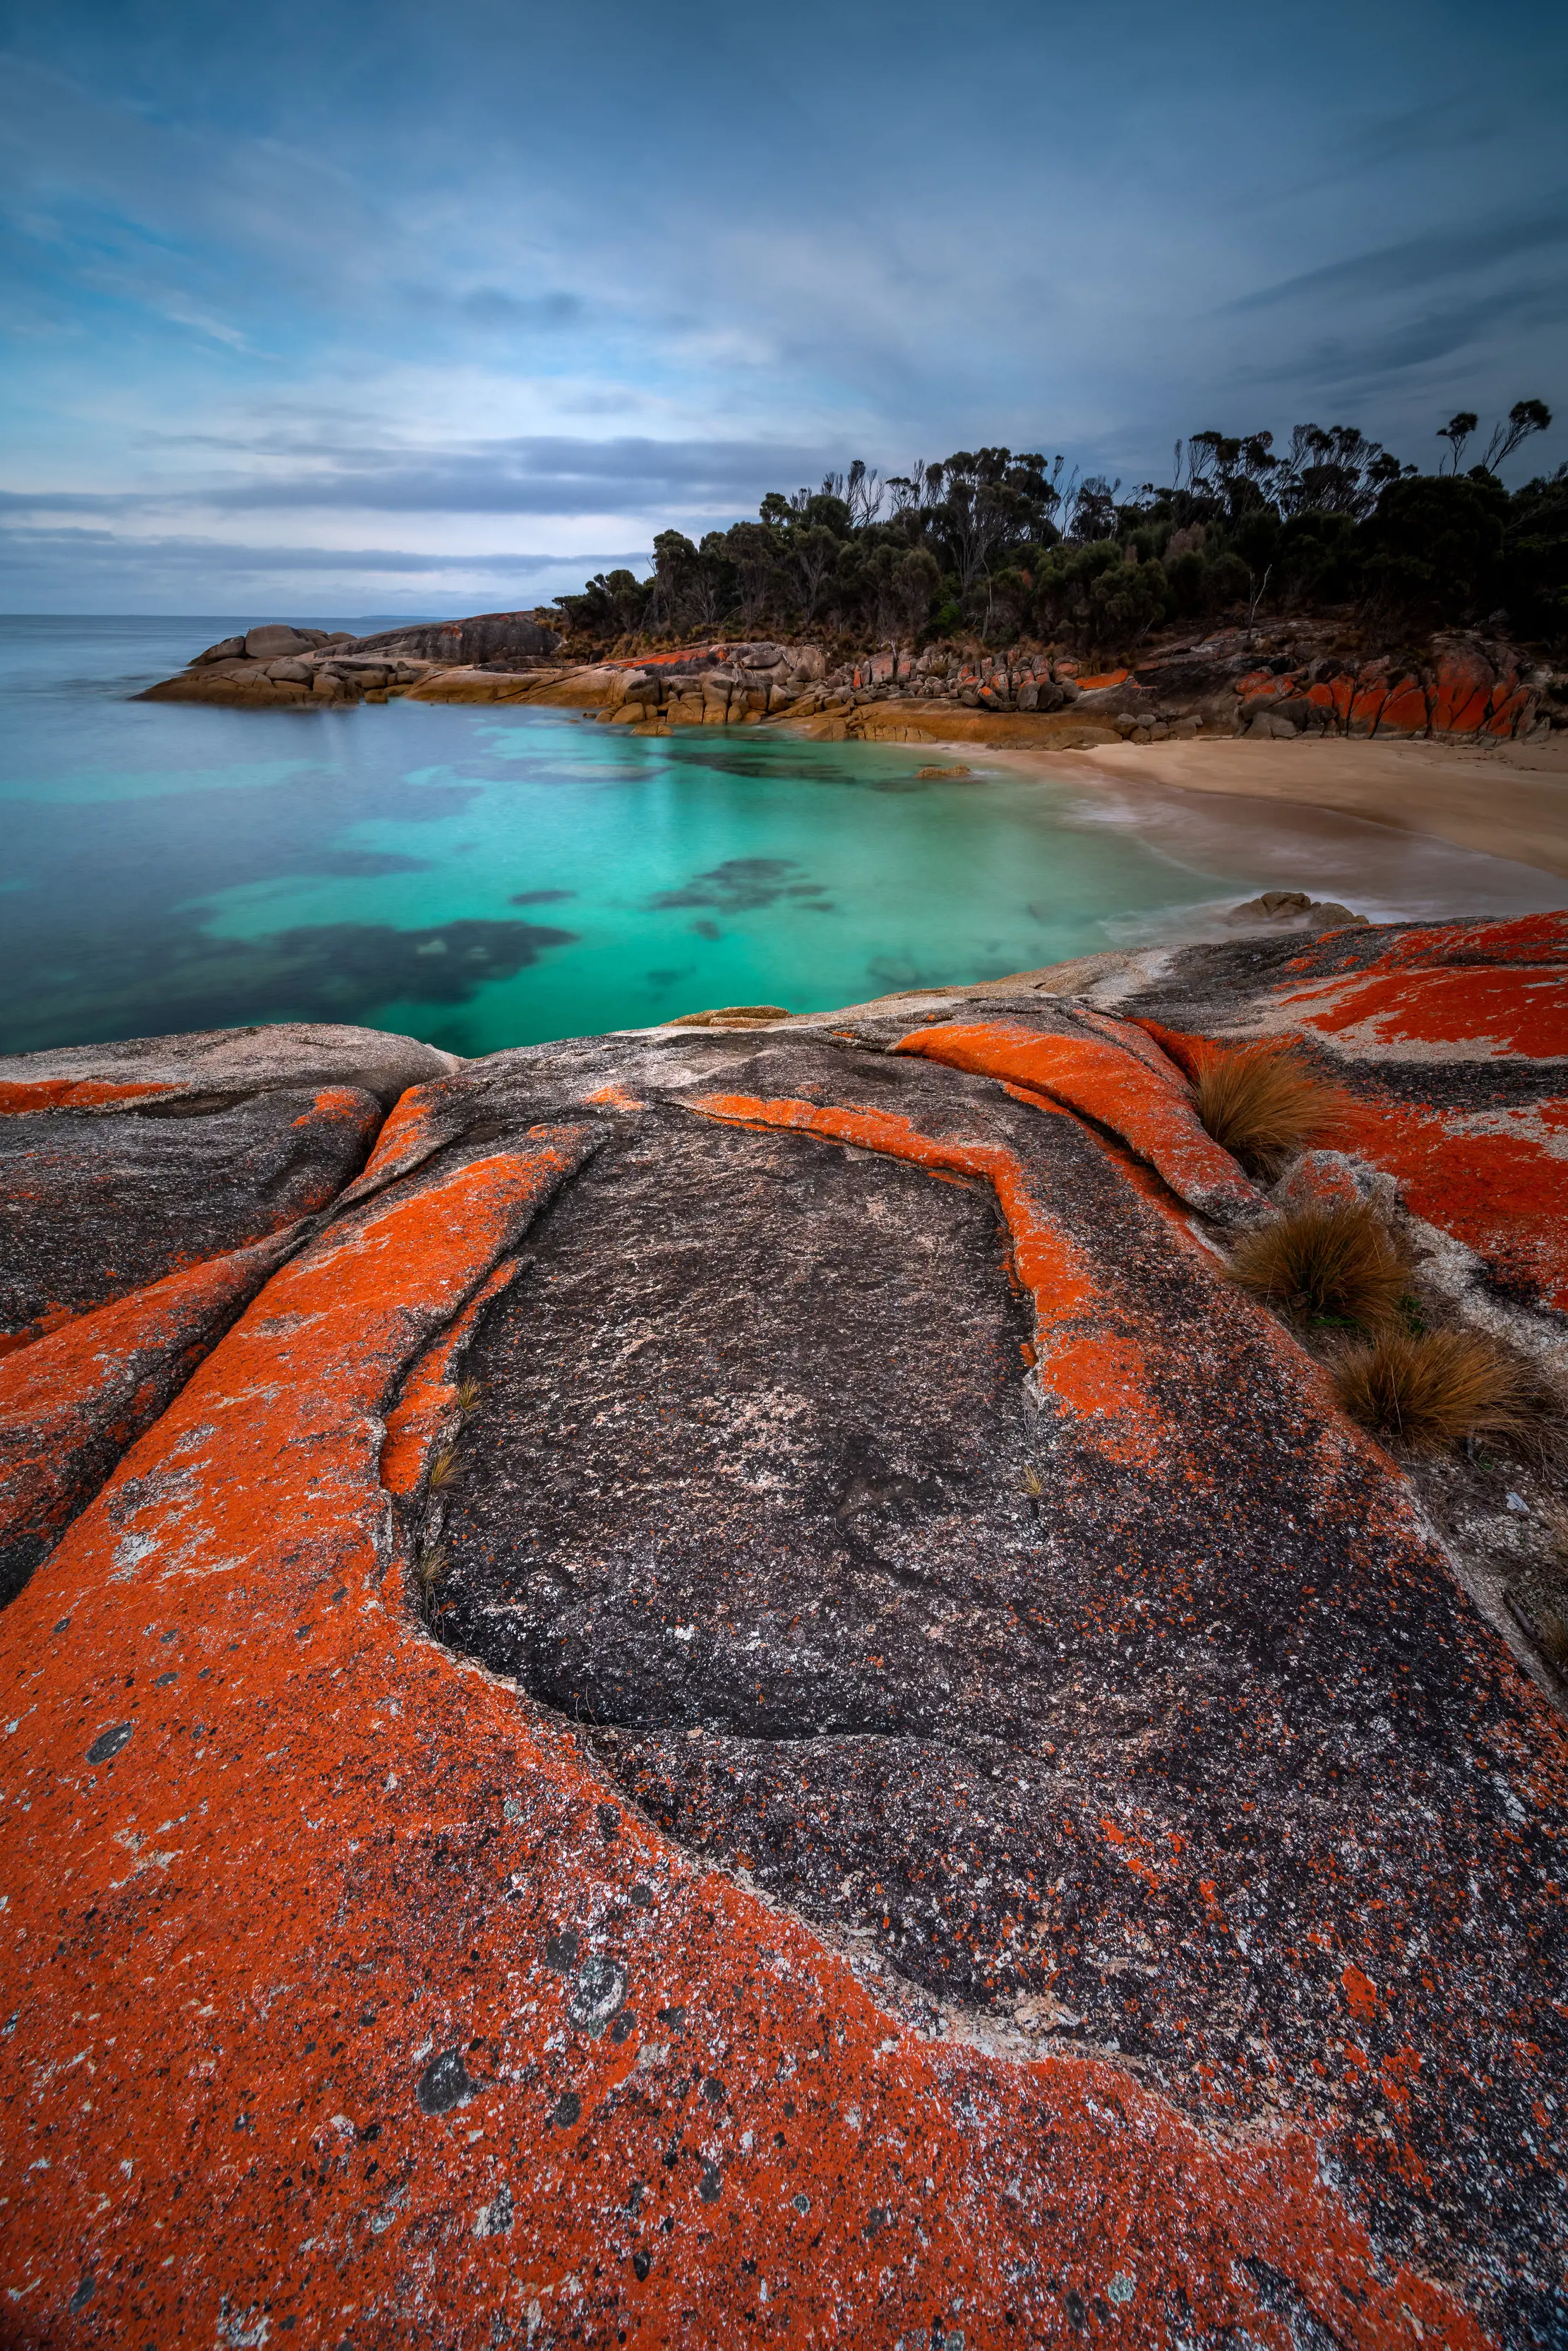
1,616 -> 1561,1058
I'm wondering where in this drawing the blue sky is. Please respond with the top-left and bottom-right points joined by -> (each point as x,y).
2,0 -> 1564,614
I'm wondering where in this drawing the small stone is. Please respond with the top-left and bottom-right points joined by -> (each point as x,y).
86,1723 -> 133,1765
416,2047 -> 476,2115
566,1954 -> 628,2038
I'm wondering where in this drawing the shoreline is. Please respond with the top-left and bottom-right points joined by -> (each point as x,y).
836,710 -> 1568,885
1056,732 -> 1568,884
144,645 -> 1568,890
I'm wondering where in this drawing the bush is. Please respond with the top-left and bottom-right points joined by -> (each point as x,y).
1190,1042 -> 1351,1176
1365,473 -> 1507,626
1333,1328 -> 1531,1450
1227,1202 -> 1408,1328
1503,463 -> 1568,645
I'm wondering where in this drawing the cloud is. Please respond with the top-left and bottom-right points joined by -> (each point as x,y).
1,0 -> 1565,609
0,436 -> 842,520
0,523 -> 647,575
1226,193 -> 1568,315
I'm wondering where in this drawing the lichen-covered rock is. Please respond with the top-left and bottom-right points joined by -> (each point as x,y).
0,925 -> 1563,2347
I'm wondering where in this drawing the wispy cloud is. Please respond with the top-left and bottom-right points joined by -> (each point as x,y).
1,0 -> 1564,609
1226,193 -> 1568,314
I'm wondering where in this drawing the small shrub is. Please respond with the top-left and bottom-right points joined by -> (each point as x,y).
1227,1202 -> 1408,1329
1333,1328 -> 1531,1450
1190,1041 -> 1351,1176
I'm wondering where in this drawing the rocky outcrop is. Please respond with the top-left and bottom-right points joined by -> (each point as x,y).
140,608 -> 1565,747
144,611 -> 561,707
1,922 -> 1564,2347
1224,632 -> 1552,741
348,609 -> 561,667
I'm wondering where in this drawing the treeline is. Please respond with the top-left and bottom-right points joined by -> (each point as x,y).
555,405 -> 1567,656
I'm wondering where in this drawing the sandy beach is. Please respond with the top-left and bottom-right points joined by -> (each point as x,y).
1056,733 -> 1568,883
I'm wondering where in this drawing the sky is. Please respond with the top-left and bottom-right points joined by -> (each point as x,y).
1,0 -> 1564,616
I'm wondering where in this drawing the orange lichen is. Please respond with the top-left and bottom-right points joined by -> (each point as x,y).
380,1256 -> 522,1496
1342,1096 -> 1568,1310
582,1082 -> 648,1109
1342,1964 -> 1380,2021
0,1077 -> 181,1114
1286,964 -> 1568,1060
292,1082 -> 380,1128
346,1079 -> 455,1194
0,1132 -> 1500,2348
0,1228 -> 299,1577
894,1019 -> 1257,1216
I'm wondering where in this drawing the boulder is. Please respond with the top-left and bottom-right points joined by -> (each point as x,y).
1226,890 -> 1367,934
348,610 -> 561,667
2,937 -> 1562,2345
243,623 -> 313,661
193,635 -> 245,665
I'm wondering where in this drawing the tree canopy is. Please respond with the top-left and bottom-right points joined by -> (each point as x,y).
554,401 -> 1563,655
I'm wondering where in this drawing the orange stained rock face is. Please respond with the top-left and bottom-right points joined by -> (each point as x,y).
0,1120 -> 1502,2347
582,1082 -> 648,1109
688,1089 -> 1173,1461
345,1079 -> 455,1195
380,1255 -> 521,1497
1342,1095 -> 1568,1310
1378,683 -> 1429,733
292,1082 -> 381,1129
1278,919 -> 1568,1059
1432,651 -> 1496,733
0,1228 -> 300,1584
892,1019 -> 1258,1220
0,1077 -> 181,1114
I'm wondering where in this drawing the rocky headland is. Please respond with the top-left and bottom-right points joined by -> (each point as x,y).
1,912 -> 1564,2345
142,609 -> 1566,748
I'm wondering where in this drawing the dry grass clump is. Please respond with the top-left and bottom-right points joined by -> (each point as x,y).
1190,1041 -> 1351,1177
426,1445 -> 460,1492
1227,1202 -> 1409,1329
454,1375 -> 484,1414
1333,1328 -> 1535,1452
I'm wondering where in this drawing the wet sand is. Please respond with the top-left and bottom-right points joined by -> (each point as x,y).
1056,734 -> 1568,883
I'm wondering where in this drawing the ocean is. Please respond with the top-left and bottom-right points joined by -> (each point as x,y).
1,614 -> 1561,1058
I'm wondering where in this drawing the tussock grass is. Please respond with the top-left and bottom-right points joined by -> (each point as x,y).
1227,1202 -> 1409,1329
426,1446 -> 459,1492
1333,1328 -> 1535,1451
1190,1041 -> 1351,1176
454,1376 -> 484,1414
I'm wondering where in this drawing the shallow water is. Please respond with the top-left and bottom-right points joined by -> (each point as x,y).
1,616 -> 1562,1058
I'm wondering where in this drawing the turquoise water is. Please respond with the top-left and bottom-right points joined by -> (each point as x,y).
2,616 -> 1562,1057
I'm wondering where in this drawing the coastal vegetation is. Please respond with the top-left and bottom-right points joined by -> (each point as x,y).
1226,1202 -> 1410,1331
1331,1326 -> 1536,1452
1187,1040 -> 1351,1177
555,402 -> 1567,657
